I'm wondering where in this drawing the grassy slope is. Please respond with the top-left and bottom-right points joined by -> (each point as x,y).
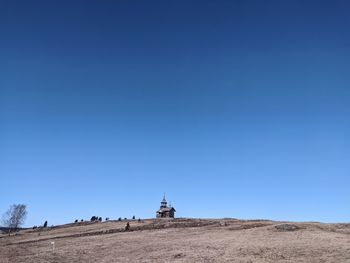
1,218 -> 350,263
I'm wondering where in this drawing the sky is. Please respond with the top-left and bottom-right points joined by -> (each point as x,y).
1,0 -> 350,227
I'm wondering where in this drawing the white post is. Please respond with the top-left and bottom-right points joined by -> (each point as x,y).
51,241 -> 55,252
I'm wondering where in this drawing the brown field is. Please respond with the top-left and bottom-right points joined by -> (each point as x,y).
1,218 -> 350,263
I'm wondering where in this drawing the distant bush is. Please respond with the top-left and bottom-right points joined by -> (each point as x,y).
105,217 -> 109,221
91,216 -> 97,222
118,217 -> 122,221
81,219 -> 84,222
98,217 -> 102,222
132,216 -> 135,220
75,219 -> 78,223
43,221 -> 48,228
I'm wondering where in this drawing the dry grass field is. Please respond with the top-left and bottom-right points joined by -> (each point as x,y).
1,218 -> 350,263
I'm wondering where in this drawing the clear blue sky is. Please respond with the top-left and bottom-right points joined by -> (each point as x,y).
1,0 -> 349,226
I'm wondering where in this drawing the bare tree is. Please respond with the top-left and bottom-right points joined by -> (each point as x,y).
2,204 -> 27,234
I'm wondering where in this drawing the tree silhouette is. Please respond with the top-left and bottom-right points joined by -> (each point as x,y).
2,204 -> 27,234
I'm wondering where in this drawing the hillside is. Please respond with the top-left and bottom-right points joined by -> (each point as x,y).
1,218 -> 350,262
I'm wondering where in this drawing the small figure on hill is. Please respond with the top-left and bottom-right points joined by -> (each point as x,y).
125,222 -> 130,231
43,221 -> 48,228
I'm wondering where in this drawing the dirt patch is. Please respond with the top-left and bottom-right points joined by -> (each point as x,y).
228,222 -> 272,231
173,253 -> 185,259
274,224 -> 300,232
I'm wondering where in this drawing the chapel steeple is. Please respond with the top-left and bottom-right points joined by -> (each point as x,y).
160,193 -> 167,209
